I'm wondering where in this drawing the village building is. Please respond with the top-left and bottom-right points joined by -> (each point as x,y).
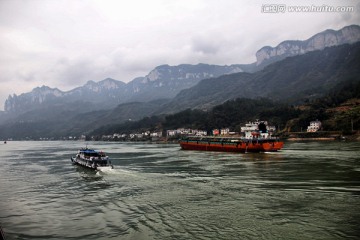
307,120 -> 322,132
221,128 -> 230,135
240,120 -> 276,138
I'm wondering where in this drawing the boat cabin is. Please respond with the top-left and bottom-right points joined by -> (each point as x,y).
240,120 -> 276,139
78,149 -> 107,160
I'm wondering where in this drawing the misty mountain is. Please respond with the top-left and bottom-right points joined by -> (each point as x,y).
4,78 -> 127,114
4,25 -> 359,116
4,64 -> 246,115
65,78 -> 126,105
122,63 -> 247,102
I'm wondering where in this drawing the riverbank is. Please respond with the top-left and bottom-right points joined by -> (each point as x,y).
281,131 -> 360,141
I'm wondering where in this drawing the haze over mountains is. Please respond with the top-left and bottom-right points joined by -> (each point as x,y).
5,25 -> 360,114
1,25 -> 359,139
4,64 -> 247,113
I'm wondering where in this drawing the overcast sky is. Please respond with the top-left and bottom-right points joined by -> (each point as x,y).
0,0 -> 359,110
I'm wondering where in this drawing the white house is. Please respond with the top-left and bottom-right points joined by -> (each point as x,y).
307,120 -> 322,132
221,128 -> 230,135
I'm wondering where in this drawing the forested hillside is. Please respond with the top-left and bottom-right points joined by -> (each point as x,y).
90,79 -> 360,137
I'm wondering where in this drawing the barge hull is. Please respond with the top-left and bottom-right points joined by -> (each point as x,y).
180,140 -> 283,153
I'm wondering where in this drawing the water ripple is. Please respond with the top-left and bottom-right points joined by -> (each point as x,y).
0,141 -> 359,239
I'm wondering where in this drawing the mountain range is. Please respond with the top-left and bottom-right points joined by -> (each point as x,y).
1,24 -> 359,139
4,64 -> 246,114
5,25 -> 360,114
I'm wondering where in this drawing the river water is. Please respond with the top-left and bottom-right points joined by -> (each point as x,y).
0,141 -> 359,240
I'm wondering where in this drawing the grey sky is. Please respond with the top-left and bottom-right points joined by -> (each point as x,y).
0,0 -> 359,110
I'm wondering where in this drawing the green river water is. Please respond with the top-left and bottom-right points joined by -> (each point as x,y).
0,141 -> 359,239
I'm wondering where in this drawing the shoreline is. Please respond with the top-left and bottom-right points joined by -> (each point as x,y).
286,137 -> 337,141
281,130 -> 360,141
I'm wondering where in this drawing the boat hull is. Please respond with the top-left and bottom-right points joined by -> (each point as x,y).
179,138 -> 283,153
71,157 -> 113,171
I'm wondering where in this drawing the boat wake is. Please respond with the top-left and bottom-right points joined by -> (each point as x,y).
96,167 -> 137,176
96,168 -> 114,173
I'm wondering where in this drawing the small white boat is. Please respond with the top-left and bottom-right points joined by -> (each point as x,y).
71,148 -> 114,171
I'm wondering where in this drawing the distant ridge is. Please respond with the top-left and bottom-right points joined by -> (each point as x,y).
4,78 -> 127,113
255,25 -> 360,67
4,64 -> 246,113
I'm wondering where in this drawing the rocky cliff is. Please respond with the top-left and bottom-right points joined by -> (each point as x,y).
255,25 -> 360,66
5,86 -> 63,112
123,63 -> 245,102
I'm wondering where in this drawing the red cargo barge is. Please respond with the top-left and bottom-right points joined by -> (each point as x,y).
179,137 -> 283,153
179,120 -> 284,153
